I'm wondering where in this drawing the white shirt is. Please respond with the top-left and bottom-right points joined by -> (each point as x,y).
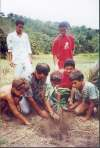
7,31 -> 32,64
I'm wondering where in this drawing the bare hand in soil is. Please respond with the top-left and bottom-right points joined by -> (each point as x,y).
50,112 -> 60,120
25,121 -> 32,126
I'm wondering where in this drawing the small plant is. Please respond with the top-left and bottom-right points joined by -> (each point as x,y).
51,87 -> 70,140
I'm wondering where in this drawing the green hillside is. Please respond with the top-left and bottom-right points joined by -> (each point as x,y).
0,13 -> 99,56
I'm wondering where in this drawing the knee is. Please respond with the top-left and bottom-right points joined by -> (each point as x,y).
74,106 -> 85,115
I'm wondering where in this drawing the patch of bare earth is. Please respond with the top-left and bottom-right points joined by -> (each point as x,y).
0,112 -> 99,147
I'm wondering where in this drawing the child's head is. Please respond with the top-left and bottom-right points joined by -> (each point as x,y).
58,21 -> 71,35
69,70 -> 84,89
11,78 -> 30,103
15,19 -> 24,35
64,59 -> 75,75
35,63 -> 50,80
50,71 -> 62,86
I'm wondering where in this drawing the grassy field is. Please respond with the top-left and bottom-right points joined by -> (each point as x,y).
0,53 -> 99,87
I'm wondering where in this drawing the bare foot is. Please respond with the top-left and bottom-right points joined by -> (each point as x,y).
79,116 -> 90,122
3,122 -> 8,128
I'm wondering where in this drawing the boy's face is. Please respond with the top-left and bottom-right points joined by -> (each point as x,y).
14,88 -> 25,97
16,24 -> 24,35
64,66 -> 74,75
35,72 -> 46,80
59,27 -> 67,36
12,89 -> 23,105
51,80 -> 60,87
72,80 -> 82,89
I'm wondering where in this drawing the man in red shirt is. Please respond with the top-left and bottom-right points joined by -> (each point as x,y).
51,21 -> 75,69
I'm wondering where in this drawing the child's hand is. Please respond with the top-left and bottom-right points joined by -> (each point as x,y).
40,110 -> 49,118
68,97 -> 73,105
50,112 -> 60,120
25,121 -> 32,126
39,91 -> 45,99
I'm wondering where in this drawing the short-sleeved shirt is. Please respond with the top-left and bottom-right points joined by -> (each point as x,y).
45,82 -> 71,101
59,71 -> 72,89
75,81 -> 99,101
51,34 -> 75,68
7,31 -> 32,64
30,73 -> 46,101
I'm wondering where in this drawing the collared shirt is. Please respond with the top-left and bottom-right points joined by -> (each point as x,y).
7,31 -> 32,64
59,71 -> 72,89
30,73 -> 46,101
75,81 -> 99,101
51,34 -> 75,68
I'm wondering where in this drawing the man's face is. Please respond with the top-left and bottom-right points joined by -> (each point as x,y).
72,80 -> 82,89
35,72 -> 46,80
59,27 -> 67,36
64,66 -> 74,75
16,24 -> 24,35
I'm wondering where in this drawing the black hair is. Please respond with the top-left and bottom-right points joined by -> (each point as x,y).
69,70 -> 84,81
50,71 -> 62,82
58,21 -> 71,28
64,59 -> 75,68
16,19 -> 24,26
12,78 -> 30,91
36,63 -> 50,76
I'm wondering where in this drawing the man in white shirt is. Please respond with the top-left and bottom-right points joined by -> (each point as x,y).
7,19 -> 33,114
7,19 -> 33,79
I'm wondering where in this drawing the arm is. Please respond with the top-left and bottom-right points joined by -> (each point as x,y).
68,87 -> 76,105
27,96 -> 48,118
26,34 -> 32,64
7,97 -> 31,125
69,34 -> 75,56
53,55 -> 59,70
51,38 -> 59,70
7,52 -> 12,63
6,34 -> 15,67
44,98 -> 60,120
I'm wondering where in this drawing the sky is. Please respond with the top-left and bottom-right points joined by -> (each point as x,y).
1,0 -> 99,29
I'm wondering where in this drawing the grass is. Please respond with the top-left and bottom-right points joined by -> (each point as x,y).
0,53 -> 99,87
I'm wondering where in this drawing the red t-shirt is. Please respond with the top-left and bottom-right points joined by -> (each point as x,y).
59,71 -> 72,89
52,34 -> 75,68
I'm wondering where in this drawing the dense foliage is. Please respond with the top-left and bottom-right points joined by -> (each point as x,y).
0,12 -> 99,56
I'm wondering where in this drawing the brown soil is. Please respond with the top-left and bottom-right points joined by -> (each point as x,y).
0,111 -> 99,147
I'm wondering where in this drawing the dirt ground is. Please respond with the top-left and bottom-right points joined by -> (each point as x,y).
0,111 -> 99,147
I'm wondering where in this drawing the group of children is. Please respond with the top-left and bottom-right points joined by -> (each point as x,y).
0,59 -> 99,126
